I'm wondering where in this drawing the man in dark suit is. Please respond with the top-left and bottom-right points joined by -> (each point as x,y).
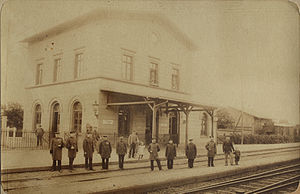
223,136 -> 235,166
185,138 -> 197,168
99,135 -> 112,169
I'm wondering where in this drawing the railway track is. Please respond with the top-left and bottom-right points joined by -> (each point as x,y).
1,147 -> 299,193
157,163 -> 300,194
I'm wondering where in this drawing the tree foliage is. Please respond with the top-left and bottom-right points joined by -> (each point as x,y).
2,102 -> 24,130
216,109 -> 235,129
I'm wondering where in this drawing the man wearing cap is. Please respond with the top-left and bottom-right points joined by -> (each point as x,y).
165,139 -> 176,169
148,138 -> 162,171
116,136 -> 127,169
66,131 -> 78,171
128,131 -> 139,158
205,136 -> 217,167
223,136 -> 235,166
83,131 -> 94,170
186,138 -> 197,168
86,123 -> 93,134
99,135 -> 112,169
50,132 -> 64,172
35,124 -> 45,147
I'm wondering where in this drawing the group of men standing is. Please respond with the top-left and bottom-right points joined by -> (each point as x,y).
49,124 -> 112,172
46,123 -> 239,172
185,136 -> 239,168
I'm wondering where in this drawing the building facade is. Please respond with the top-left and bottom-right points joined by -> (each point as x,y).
22,10 -> 216,147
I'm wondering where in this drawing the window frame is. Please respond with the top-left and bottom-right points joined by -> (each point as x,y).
34,104 -> 42,129
171,64 -> 180,90
35,63 -> 43,85
53,58 -> 62,82
74,53 -> 84,79
72,101 -> 82,133
149,61 -> 159,86
201,113 -> 208,136
121,52 -> 134,81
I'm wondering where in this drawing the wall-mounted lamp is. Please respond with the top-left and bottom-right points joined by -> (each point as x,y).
92,101 -> 99,118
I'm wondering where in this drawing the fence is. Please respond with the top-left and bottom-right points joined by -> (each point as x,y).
1,130 -> 50,149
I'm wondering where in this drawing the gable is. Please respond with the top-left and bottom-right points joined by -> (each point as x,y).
21,9 -> 197,51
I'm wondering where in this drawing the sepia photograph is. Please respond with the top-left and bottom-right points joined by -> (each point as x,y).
1,0 -> 300,193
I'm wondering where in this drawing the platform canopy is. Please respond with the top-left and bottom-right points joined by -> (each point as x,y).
101,89 -> 217,146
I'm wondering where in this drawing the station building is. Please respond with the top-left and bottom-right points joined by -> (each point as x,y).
22,9 -> 217,147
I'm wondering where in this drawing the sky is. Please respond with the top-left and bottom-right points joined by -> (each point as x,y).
1,0 -> 299,124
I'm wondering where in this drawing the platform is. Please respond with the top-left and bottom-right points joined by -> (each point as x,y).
2,143 -> 299,194
1,143 -> 300,172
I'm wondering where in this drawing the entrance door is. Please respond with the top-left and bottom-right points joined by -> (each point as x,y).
118,107 -> 130,137
145,110 -> 152,145
169,112 -> 179,144
51,103 -> 60,134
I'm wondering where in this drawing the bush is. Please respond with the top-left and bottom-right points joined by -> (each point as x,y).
2,102 -> 24,130
294,136 -> 300,142
217,133 -> 294,144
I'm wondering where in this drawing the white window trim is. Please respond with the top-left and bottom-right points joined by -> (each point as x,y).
121,48 -> 135,81
53,57 -> 62,82
171,63 -> 180,90
36,63 -> 43,85
149,56 -> 160,87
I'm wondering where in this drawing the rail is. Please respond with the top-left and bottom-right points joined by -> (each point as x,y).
178,163 -> 300,194
1,130 -> 50,149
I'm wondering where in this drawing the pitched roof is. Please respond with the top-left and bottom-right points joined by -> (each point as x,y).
21,8 -> 197,50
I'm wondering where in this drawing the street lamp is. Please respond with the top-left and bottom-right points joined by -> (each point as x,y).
92,101 -> 99,118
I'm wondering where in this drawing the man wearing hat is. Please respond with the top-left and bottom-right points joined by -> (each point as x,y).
83,131 -> 94,170
165,139 -> 176,169
86,123 -> 93,134
128,131 -> 139,158
223,136 -> 235,166
99,135 -> 112,169
148,138 -> 162,171
205,136 -> 217,167
116,136 -> 127,169
35,124 -> 45,147
66,130 -> 78,171
50,132 -> 64,172
185,138 -> 197,168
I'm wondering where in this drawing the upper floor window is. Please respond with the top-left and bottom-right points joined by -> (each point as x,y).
36,63 -> 43,85
53,58 -> 62,82
150,62 -> 158,86
171,67 -> 179,90
74,53 -> 83,79
122,54 -> 133,81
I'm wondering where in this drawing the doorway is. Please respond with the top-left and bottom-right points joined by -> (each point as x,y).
51,102 -> 60,134
118,106 -> 130,137
169,111 -> 179,144
145,110 -> 152,145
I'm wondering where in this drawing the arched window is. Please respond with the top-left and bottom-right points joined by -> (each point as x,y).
72,102 -> 82,133
34,104 -> 42,129
51,102 -> 60,133
201,113 -> 208,136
